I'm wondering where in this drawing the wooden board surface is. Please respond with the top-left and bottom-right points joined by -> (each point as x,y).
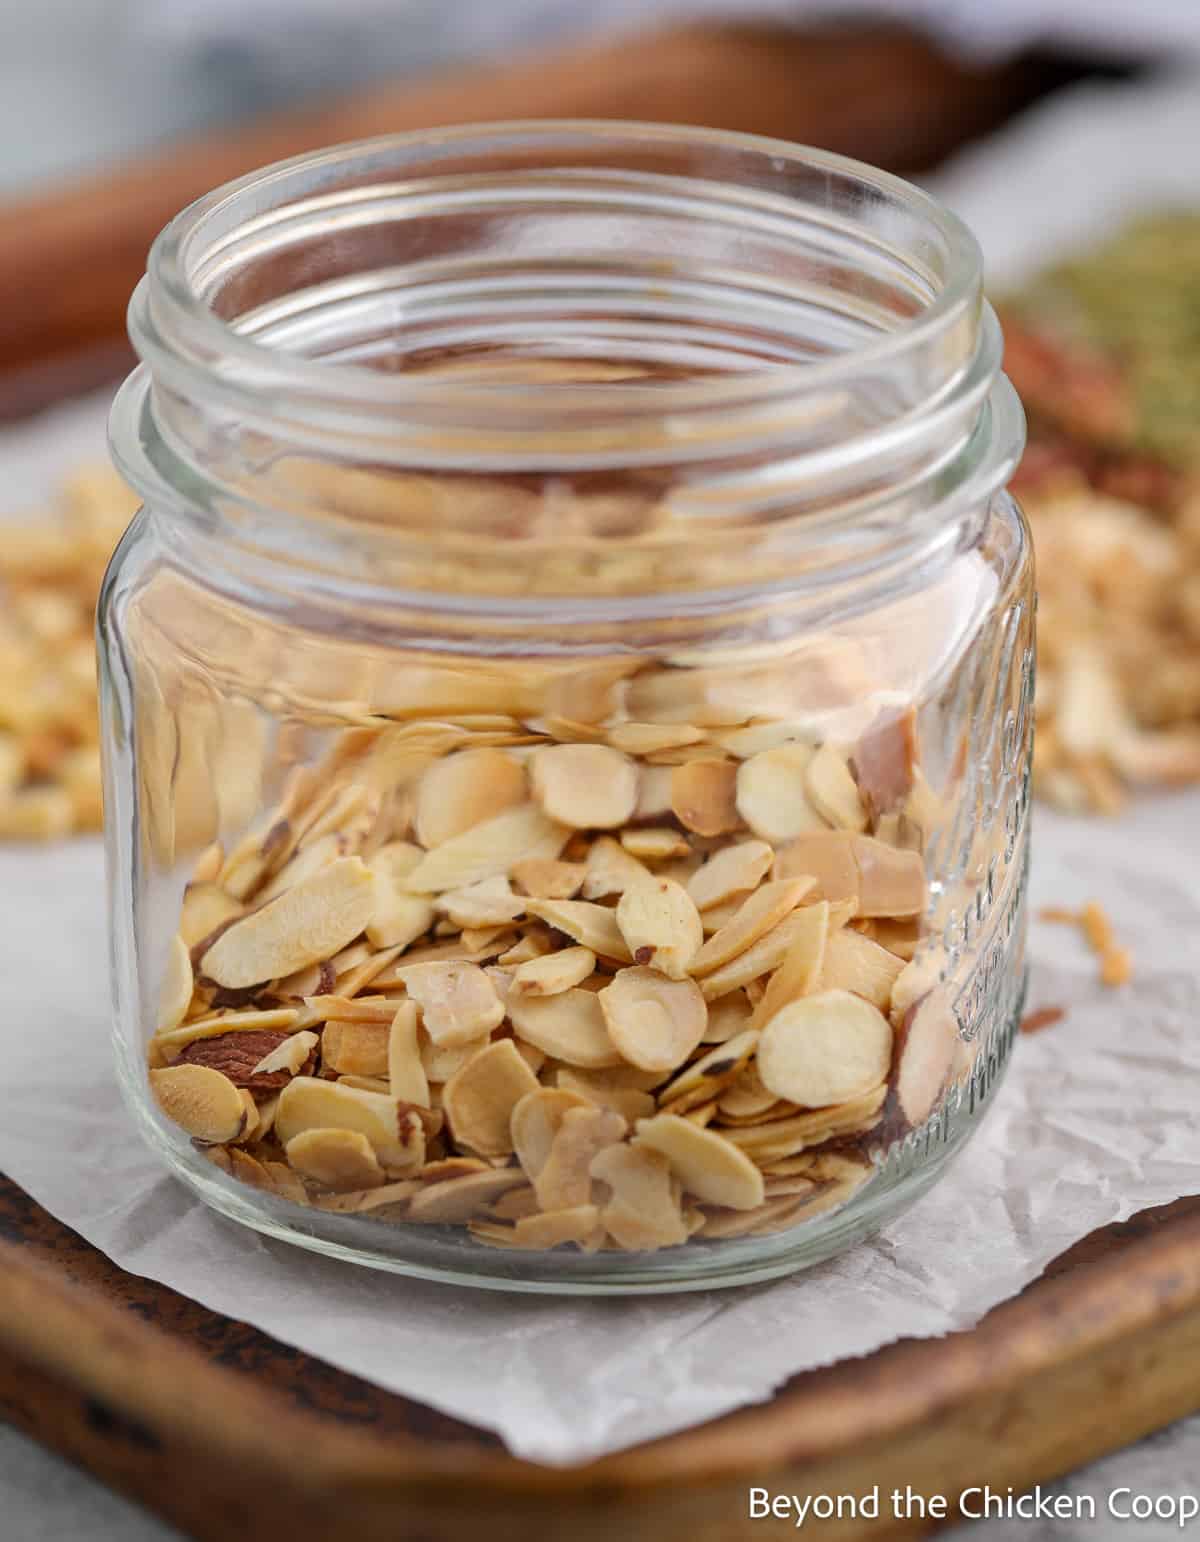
2,1175 -> 1199,1542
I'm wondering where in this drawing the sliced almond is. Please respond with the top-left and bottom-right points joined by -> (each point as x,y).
819,926 -> 905,1010
201,857 -> 374,989
322,1019 -> 390,1077
508,988 -> 622,1068
510,1087 -> 594,1181
598,967 -> 707,1072
689,878 -> 814,977
512,1205 -> 602,1250
407,1167 -> 528,1223
722,1086 -> 886,1157
250,1029 -> 319,1078
365,865 -> 435,952
702,991 -> 754,1043
179,883 -> 246,950
717,1060 -> 778,1120
686,839 -> 773,912
150,1064 -> 247,1144
620,827 -> 690,861
534,1104 -> 626,1211
157,935 -> 193,1035
443,1039 -> 540,1157
407,804 -> 570,894
892,994 -> 959,1129
510,945 -> 596,998
275,1076 -> 425,1173
851,835 -> 926,918
497,926 -> 556,965
256,832 -> 346,908
698,907 -> 828,1001
523,898 -> 633,962
634,1113 -> 764,1210
298,994 -> 396,1026
750,900 -> 829,1029
773,829 -> 860,904
655,1027 -> 759,1108
418,1032 -> 479,1084
510,858 -> 586,899
386,1000 -> 429,1106
581,835 -> 652,899
633,764 -> 675,822
460,925 -> 518,955
316,1178 -> 418,1217
489,1185 -> 542,1221
757,989 -> 892,1108
804,744 -> 867,832
530,743 -> 639,829
553,1071 -> 657,1123
607,722 -> 705,755
590,1143 -> 688,1251
670,759 -> 740,836
285,1128 -> 385,1192
413,747 -> 527,849
395,960 -> 505,1047
615,875 -> 703,980
735,743 -> 823,842
155,1008 -> 302,1053
435,875 -> 526,930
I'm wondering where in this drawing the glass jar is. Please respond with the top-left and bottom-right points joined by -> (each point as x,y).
101,123 -> 1031,1293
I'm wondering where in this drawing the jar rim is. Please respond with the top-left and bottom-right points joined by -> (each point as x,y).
127,120 -> 990,468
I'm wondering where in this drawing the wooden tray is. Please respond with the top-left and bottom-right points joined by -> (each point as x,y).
3,1175 -> 1199,1541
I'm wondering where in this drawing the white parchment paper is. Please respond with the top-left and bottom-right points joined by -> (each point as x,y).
1,797 -> 1196,1465
2,72 -> 1199,1467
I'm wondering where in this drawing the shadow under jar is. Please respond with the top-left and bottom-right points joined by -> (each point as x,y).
101,122 -> 1032,1293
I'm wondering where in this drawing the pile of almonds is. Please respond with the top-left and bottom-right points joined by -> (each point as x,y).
149,713 -> 962,1254
0,465 -> 137,836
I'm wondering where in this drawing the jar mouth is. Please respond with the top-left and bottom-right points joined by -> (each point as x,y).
126,120 -> 993,472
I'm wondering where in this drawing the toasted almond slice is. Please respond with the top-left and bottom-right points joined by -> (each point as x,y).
395,960 -> 505,1047
615,875 -> 703,980
435,875 -> 526,930
418,1032 -> 479,1083
698,908 -> 823,1001
386,1001 -> 429,1106
523,898 -> 633,962
598,967 -> 707,1073
510,857 -> 586,899
201,857 -> 373,989
633,764 -> 675,822
510,945 -> 596,997
634,1113 -> 765,1210
420,1156 -> 490,1182
669,759 -> 740,837
721,1086 -> 886,1157
275,1076 -> 425,1173
228,1144 -> 269,1186
820,926 -> 905,1010
534,1105 -> 627,1211
255,831 -> 346,907
689,878 -> 814,977
717,1060 -> 778,1120
697,1193 -> 813,1237
529,743 -> 639,829
749,900 -> 830,1029
250,1029 -> 319,1078
466,1221 -> 525,1249
334,942 -> 408,1002
590,1143 -> 688,1251
407,804 -> 570,894
150,1064 -> 247,1144
407,1167 -> 527,1223
510,1088 -> 594,1181
607,722 -> 704,755
773,829 -> 859,903
413,748 -> 527,849
758,989 -> 892,1108
735,744 -> 823,842
489,1185 -> 541,1221
179,883 -> 245,949
702,991 -> 754,1043
321,1019 -> 389,1077
155,1008 -> 302,1052
893,994 -> 959,1129
868,916 -> 921,961
686,839 -> 773,912
459,925 -> 518,955
263,1159 -> 309,1205
804,744 -> 867,831
620,827 -> 690,861
442,1039 -> 540,1157
851,835 -> 926,918
497,926 -> 556,965
317,1178 -> 417,1216
254,1093 -> 281,1140
157,935 -> 193,1035
507,988 -> 622,1068
712,721 -> 807,759
655,1027 -> 759,1107
285,1128 -> 385,1192
512,1205 -> 602,1250
337,1074 -> 392,1093
581,835 -> 652,899
298,994 -> 396,1026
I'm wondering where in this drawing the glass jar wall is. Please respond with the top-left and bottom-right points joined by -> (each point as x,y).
101,124 -> 1031,1291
